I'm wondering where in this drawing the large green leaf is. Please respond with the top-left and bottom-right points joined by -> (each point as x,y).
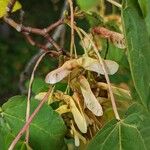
138,0 -> 150,36
87,112 -> 150,150
121,0 -> 150,108
0,96 -> 67,150
0,117 -> 25,150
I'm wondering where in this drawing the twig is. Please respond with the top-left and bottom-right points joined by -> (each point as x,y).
73,25 -> 87,55
4,17 -> 64,51
25,52 -> 47,143
78,27 -> 120,121
23,33 -> 49,51
4,17 -> 63,36
8,88 -> 52,150
46,18 -> 64,33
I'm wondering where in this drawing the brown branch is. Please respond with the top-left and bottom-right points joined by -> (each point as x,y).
4,16 -> 65,53
23,33 -> 49,51
4,17 -> 64,35
24,33 -> 63,56
44,34 -> 62,51
46,18 -> 64,33
8,88 -> 51,150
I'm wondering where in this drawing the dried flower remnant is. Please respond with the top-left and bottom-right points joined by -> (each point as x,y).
93,27 -> 126,49
79,75 -> 103,116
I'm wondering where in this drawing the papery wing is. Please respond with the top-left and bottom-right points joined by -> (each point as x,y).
79,76 -> 103,116
80,57 -> 119,75
81,87 -> 103,116
70,98 -> 87,133
45,67 -> 71,84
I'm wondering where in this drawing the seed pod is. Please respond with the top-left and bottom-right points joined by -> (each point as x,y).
45,66 -> 71,84
78,56 -> 119,75
45,59 -> 79,84
69,97 -> 87,133
79,75 -> 103,116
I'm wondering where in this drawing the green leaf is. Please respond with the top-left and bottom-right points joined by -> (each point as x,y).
26,78 -> 49,95
121,0 -> 150,108
55,82 -> 68,92
125,106 -> 150,149
138,0 -> 150,35
87,113 -> 150,150
138,0 -> 147,17
0,117 -> 25,150
76,0 -> 99,11
0,95 -> 67,150
0,0 -> 22,18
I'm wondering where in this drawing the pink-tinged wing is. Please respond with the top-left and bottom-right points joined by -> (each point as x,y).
45,67 -> 71,84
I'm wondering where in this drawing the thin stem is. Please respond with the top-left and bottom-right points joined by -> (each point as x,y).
104,39 -> 109,59
8,88 -> 52,150
66,23 -> 87,55
68,0 -> 74,57
74,44 -> 78,58
106,0 -> 122,9
100,0 -> 105,17
47,86 -> 55,105
25,52 -> 47,144
78,27 -> 120,121
74,26 -> 88,56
